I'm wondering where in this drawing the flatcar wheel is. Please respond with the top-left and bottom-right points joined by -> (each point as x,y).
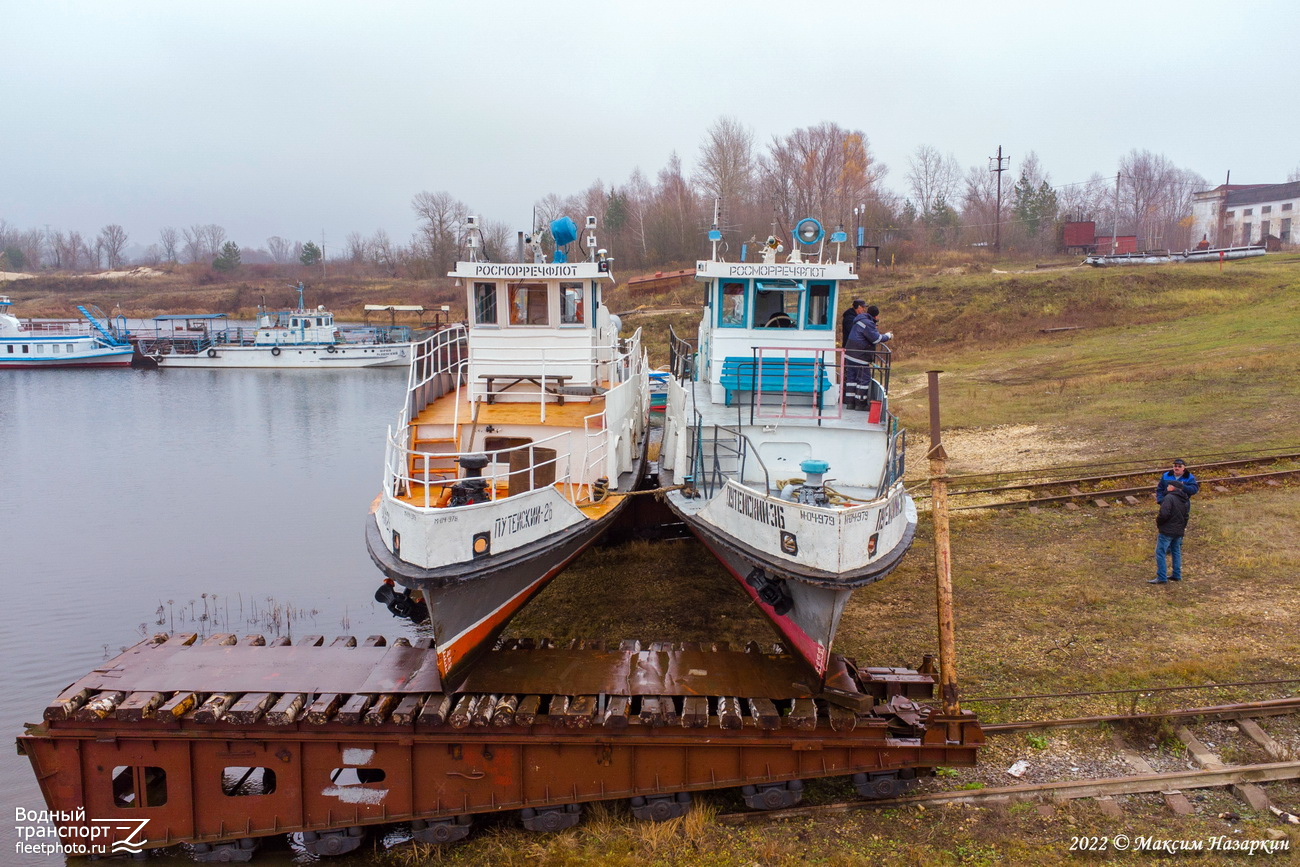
411,815 -> 472,844
852,769 -> 918,800
301,826 -> 365,856
630,792 -> 691,822
520,803 -> 581,832
741,780 -> 804,811
192,837 -> 259,862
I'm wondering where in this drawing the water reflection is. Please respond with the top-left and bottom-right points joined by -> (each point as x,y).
0,367 -> 408,865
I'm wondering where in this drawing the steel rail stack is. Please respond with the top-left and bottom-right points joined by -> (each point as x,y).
18,632 -> 983,860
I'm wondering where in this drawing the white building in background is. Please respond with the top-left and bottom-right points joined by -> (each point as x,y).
1190,182 -> 1299,248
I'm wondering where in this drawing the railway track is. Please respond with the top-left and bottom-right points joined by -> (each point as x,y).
719,697 -> 1300,826
909,448 -> 1300,511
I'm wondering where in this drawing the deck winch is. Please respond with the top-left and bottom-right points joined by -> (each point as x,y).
449,453 -> 492,506
795,459 -> 831,507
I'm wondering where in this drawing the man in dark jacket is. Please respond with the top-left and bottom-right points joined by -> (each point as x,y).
844,305 -> 892,410
841,299 -> 865,348
1150,480 -> 1190,584
1155,458 -> 1199,504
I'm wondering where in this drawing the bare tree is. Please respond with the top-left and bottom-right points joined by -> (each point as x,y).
266,236 -> 293,264
141,244 -> 162,266
368,229 -> 398,275
694,116 -> 756,232
411,190 -> 467,276
182,225 -> 205,263
201,224 -> 227,259
159,226 -> 179,263
479,220 -> 513,263
98,224 -> 129,269
345,231 -> 368,264
1057,172 -> 1113,224
760,123 -> 888,234
66,231 -> 89,270
906,145 -> 962,217
1118,150 -> 1205,249
961,163 -> 1000,246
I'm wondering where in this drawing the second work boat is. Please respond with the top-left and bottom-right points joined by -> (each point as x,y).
366,216 -> 650,685
658,214 -> 916,690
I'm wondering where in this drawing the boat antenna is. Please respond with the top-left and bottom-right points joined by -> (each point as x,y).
709,197 -> 723,261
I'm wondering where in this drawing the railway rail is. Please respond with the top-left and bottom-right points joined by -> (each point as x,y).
908,449 -> 1300,511
718,698 -> 1300,826
17,632 -> 983,861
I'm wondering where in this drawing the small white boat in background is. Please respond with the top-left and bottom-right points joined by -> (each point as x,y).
658,209 -> 916,687
138,284 -> 416,369
0,296 -> 133,368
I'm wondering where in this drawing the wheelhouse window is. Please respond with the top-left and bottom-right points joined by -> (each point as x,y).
560,282 -> 583,325
806,282 -> 832,329
754,280 -> 801,329
719,281 -> 747,327
473,282 -> 498,325
509,283 -> 549,326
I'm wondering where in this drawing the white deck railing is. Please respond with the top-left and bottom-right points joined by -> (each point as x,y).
384,325 -> 644,510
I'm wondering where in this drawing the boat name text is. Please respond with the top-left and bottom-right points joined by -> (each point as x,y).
468,264 -> 581,278
494,503 -> 554,537
727,486 -> 786,529
874,494 -> 906,532
699,262 -> 830,279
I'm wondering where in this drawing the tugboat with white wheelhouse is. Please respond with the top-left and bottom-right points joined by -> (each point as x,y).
658,210 -> 916,686
367,215 -> 649,685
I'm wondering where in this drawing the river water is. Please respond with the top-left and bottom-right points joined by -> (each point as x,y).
1,367 -> 412,865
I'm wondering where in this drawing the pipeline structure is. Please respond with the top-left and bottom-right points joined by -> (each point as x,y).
17,632 -> 984,860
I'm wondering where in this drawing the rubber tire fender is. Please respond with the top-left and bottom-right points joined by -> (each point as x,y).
270,346 -> 281,357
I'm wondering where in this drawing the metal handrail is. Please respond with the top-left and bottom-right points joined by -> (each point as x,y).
687,418 -> 772,499
668,324 -> 695,381
388,428 -> 578,509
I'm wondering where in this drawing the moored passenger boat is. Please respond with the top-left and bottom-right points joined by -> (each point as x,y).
658,214 -> 916,683
366,216 -> 650,685
137,284 -> 415,368
0,296 -> 133,368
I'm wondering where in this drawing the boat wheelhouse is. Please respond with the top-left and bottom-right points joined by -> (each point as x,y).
366,216 -> 649,686
137,284 -> 415,368
0,297 -> 133,368
658,214 -> 916,684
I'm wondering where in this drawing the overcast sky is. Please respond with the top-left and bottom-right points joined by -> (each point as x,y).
4,1 -> 1296,255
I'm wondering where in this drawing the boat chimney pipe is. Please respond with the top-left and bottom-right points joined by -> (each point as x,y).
927,370 -> 961,724
517,232 -> 525,264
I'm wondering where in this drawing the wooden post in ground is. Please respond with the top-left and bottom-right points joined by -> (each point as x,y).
927,370 -> 960,729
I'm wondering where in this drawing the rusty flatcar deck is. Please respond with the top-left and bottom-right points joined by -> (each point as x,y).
19,634 -> 983,859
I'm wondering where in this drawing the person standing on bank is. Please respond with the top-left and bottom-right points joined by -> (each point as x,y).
1155,458 -> 1199,504
1150,479 -> 1190,584
844,304 -> 891,410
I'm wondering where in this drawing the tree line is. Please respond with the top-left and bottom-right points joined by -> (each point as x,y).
5,120 -> 1290,278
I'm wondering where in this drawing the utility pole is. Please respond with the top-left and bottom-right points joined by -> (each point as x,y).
1111,173 -> 1121,254
927,370 -> 961,726
989,146 -> 1008,255
320,230 -> 327,280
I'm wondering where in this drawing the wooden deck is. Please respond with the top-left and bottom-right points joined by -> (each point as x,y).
412,386 -> 609,429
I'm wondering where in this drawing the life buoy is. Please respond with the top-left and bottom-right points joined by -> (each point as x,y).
271,347 -> 281,357
206,348 -> 217,358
